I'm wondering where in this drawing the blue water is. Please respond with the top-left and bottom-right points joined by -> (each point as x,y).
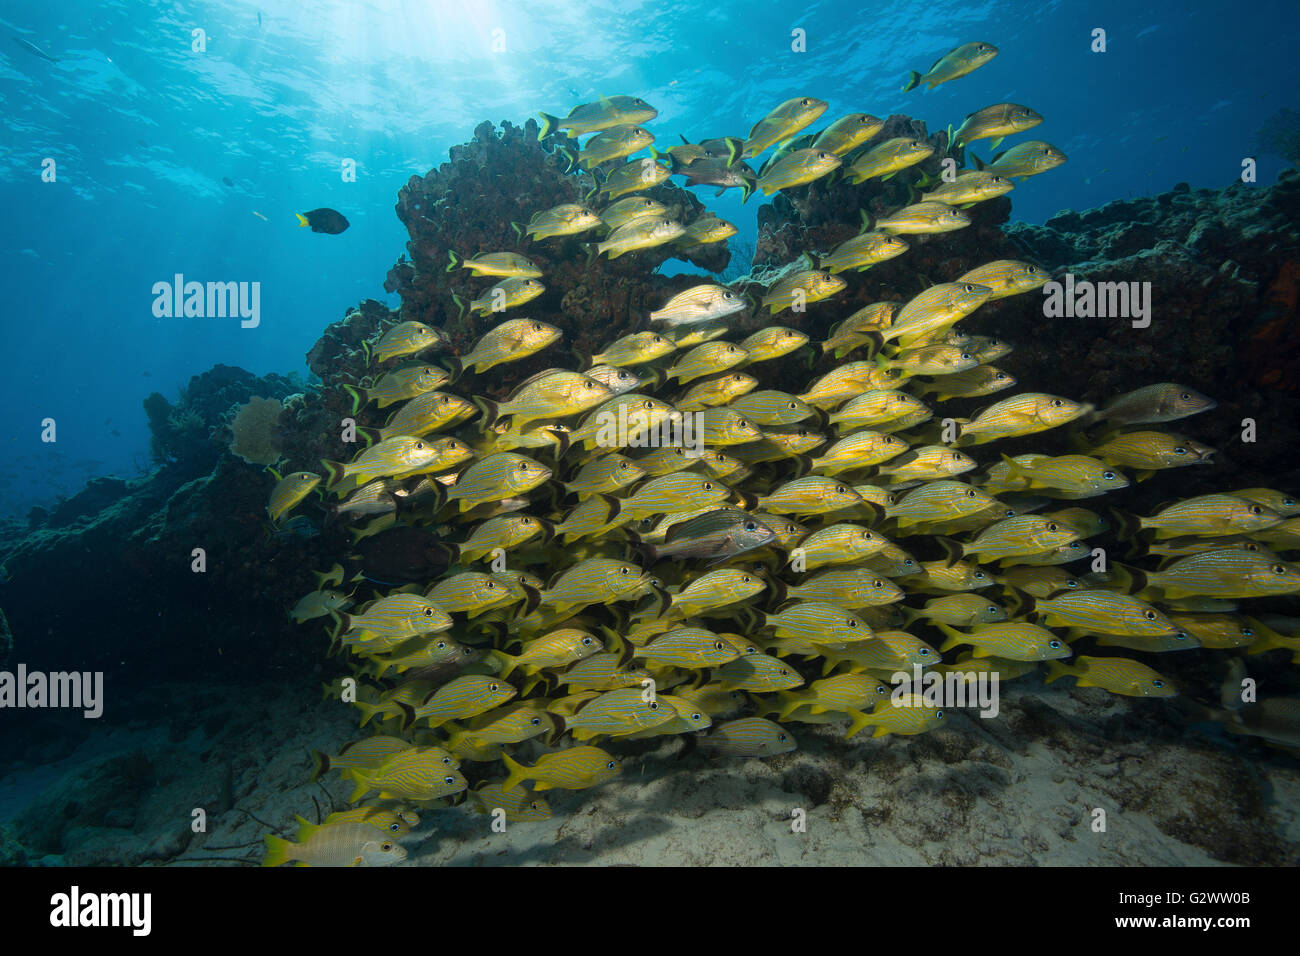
1,0 -> 1296,519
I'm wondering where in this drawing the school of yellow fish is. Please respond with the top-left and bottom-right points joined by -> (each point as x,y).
260,43 -> 1300,865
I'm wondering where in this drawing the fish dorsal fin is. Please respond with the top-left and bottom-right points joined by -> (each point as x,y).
506,367 -> 565,401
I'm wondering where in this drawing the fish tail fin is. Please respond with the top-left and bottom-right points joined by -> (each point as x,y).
767,576 -> 788,607
739,180 -> 755,204
1043,659 -> 1073,685
396,701 -> 417,732
723,137 -> 744,168
354,426 -> 384,448
295,213 -> 309,228
475,397 -> 500,429
452,293 -> 468,320
511,221 -> 525,240
321,460 -> 347,493
556,146 -> 578,174
442,356 -> 465,384
352,698 -> 381,727
1110,562 -> 1148,596
343,384 -> 367,416
308,750 -> 330,782
1005,589 -> 1037,620
262,834 -> 294,867
935,536 -> 964,568
314,563 -> 343,587
345,770 -> 371,806
791,454 -> 813,479
972,153 -> 987,171
845,707 -> 874,739
502,753 -> 529,792
490,650 -> 518,679
1110,507 -> 1141,540
901,71 -> 921,92
538,112 -> 560,140
936,623 -> 965,653
446,250 -> 462,273
775,692 -> 802,722
544,715 -> 567,747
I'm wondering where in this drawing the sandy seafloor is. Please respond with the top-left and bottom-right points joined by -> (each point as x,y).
3,669 -> 1298,867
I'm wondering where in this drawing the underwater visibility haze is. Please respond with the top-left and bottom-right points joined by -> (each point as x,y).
1,0 -> 1300,877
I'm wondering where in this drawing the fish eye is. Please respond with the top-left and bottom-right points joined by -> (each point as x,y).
443,776 -> 455,785
620,566 -> 631,575
780,669 -> 789,676
873,579 -> 884,587
704,481 -> 714,490
722,291 -> 734,299
1272,564 -> 1287,574
1052,399 -> 1063,407
648,700 -> 658,709
936,710 -> 945,719
1249,505 -> 1262,515
581,637 -> 593,645
835,484 -> 847,493
388,822 -> 400,831
951,452 -> 961,460
801,98 -> 811,106
1242,627 -> 1254,637
1174,632 -> 1189,641
490,682 -> 500,691
1143,610 -> 1157,620
1047,522 -> 1059,532
1174,447 -> 1187,454
966,488 -> 977,497
416,441 -> 425,449
382,841 -> 394,851
606,760 -> 617,769
1103,471 -> 1116,479
995,372 -> 1007,380
1286,499 -> 1297,506
1152,680 -> 1165,689
745,522 -> 757,531
423,607 -> 434,616
519,462 -> 529,470
714,641 -> 725,650
987,606 -> 998,614
1180,392 -> 1191,400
